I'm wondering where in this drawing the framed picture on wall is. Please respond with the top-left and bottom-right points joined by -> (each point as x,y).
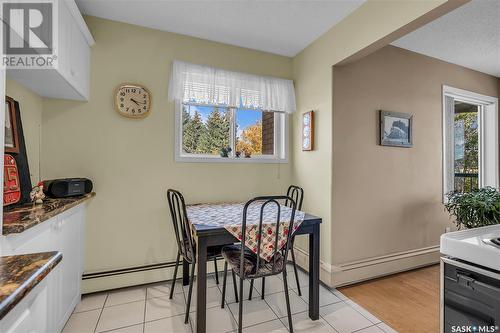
380,110 -> 413,148
302,111 -> 314,151
5,96 -> 19,154
3,96 -> 32,206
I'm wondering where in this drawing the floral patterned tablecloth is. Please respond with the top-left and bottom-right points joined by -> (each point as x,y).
186,202 -> 305,262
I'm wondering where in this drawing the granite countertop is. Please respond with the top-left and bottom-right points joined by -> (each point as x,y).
3,193 -> 95,235
0,251 -> 62,320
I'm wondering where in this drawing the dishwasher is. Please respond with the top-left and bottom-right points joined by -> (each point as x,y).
441,257 -> 500,332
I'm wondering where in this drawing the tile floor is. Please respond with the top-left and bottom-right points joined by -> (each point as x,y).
63,265 -> 398,333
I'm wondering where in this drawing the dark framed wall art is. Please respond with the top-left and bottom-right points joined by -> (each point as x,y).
5,96 -> 19,154
3,96 -> 32,206
379,110 -> 413,148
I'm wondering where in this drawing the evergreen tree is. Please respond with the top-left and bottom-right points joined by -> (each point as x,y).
183,110 -> 204,153
198,108 -> 230,154
182,106 -> 191,127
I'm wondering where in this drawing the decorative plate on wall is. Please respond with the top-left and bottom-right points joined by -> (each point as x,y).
114,83 -> 152,118
302,111 -> 314,151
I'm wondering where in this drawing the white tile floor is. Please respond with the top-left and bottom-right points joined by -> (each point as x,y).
63,265 -> 398,333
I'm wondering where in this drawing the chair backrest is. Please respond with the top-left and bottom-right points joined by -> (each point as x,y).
286,185 -> 303,210
240,195 -> 297,278
167,189 -> 195,263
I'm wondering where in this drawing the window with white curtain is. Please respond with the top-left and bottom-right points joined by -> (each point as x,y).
443,85 -> 499,200
169,61 -> 295,163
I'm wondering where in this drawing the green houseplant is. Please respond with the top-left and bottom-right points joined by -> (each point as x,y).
445,186 -> 500,229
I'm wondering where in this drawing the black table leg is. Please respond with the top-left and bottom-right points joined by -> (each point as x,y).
183,259 -> 190,286
196,236 -> 208,333
308,224 -> 320,320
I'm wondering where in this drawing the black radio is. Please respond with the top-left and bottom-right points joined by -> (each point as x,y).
42,178 -> 93,198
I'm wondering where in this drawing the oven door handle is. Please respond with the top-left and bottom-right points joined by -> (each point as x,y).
457,273 -> 500,298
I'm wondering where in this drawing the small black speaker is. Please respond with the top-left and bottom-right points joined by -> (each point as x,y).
42,178 -> 93,198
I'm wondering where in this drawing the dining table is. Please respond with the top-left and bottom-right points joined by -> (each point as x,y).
184,202 -> 322,333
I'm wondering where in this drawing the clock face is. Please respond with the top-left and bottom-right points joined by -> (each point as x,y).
115,84 -> 151,118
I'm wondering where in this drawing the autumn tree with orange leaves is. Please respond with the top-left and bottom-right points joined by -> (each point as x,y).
236,121 -> 263,155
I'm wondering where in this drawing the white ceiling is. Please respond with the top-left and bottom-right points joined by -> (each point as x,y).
392,0 -> 500,77
75,0 -> 365,57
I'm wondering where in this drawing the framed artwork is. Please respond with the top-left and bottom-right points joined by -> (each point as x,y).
380,110 -> 413,148
5,96 -> 19,154
3,97 -> 32,206
302,110 -> 314,151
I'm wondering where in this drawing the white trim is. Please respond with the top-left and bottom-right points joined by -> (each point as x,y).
442,85 -> 498,200
443,85 -> 498,105
293,245 -> 440,288
64,0 -> 95,46
292,246 -> 334,287
174,101 -> 289,164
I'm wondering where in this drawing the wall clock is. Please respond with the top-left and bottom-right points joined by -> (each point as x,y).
114,83 -> 151,118
302,110 -> 314,151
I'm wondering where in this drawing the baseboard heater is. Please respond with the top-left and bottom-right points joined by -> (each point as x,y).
82,261 -> 177,280
82,258 -> 299,280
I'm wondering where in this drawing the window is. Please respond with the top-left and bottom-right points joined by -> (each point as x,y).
169,60 -> 295,163
453,101 -> 479,192
177,102 -> 286,162
443,86 -> 498,199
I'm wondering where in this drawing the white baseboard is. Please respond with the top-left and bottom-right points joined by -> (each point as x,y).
82,261 -> 223,294
84,246 -> 440,293
293,245 -> 440,288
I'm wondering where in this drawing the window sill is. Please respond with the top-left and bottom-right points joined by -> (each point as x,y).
175,156 -> 288,164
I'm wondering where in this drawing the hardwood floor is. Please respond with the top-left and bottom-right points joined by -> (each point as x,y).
339,265 -> 440,333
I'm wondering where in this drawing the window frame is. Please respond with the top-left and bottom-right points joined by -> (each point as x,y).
442,85 -> 499,201
174,101 -> 289,163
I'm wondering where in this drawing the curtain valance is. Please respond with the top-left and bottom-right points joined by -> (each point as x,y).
168,60 -> 296,113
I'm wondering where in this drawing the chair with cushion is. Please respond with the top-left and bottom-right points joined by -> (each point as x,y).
220,196 -> 298,333
167,189 -> 238,324
249,185 -> 304,300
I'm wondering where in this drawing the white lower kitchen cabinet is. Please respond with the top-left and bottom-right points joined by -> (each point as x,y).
0,279 -> 50,333
0,203 -> 88,332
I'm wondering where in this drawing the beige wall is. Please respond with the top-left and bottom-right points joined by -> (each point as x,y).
5,0 -> 472,290
331,46 -> 499,267
291,0 -> 457,284
41,16 -> 293,292
6,78 -> 43,185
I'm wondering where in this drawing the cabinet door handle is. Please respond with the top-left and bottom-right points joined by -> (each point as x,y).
457,273 -> 500,298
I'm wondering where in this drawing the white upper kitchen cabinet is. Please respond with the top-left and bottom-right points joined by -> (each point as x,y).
6,0 -> 94,101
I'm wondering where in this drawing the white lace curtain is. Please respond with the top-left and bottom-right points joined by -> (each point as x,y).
168,60 -> 296,113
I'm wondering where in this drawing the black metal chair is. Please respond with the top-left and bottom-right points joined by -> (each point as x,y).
167,189 -> 238,324
249,185 -> 304,300
220,196 -> 298,333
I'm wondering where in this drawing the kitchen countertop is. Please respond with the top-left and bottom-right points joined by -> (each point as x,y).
2,193 -> 95,235
0,251 -> 62,320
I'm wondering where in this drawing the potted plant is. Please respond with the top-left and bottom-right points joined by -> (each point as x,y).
220,147 -> 232,158
444,186 -> 500,229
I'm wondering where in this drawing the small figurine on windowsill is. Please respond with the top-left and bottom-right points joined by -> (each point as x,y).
30,181 -> 46,205
220,146 -> 232,158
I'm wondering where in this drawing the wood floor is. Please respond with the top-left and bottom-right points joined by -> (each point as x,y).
339,265 -> 440,333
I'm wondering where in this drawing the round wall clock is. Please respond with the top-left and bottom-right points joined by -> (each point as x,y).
114,83 -> 152,118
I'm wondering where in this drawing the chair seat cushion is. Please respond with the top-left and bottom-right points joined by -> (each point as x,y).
182,239 -> 225,262
221,244 -> 285,278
